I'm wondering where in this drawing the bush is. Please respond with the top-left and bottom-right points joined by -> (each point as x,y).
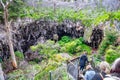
7,69 -> 26,80
61,37 -> 91,54
34,61 -> 58,80
30,40 -> 60,58
58,36 -> 71,46
98,30 -> 118,55
105,48 -> 120,64
64,41 -> 77,54
15,51 -> 24,60
117,46 -> 120,50
53,54 -> 67,62
30,45 -> 39,52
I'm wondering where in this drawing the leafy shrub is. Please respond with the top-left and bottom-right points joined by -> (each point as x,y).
81,44 -> 91,54
58,36 -> 71,46
30,45 -> 39,52
0,0 -> 25,21
117,46 -> 120,50
111,10 -> 120,21
64,41 -> 77,54
93,12 -> 109,26
35,65 -> 56,80
7,69 -> 26,80
15,51 -> 24,60
105,48 -> 120,64
30,40 -> 60,58
34,60 -> 58,80
53,54 -> 67,62
61,37 -> 91,54
98,30 -> 118,55
105,45 -> 120,64
21,7 -> 120,27
75,38 -> 91,54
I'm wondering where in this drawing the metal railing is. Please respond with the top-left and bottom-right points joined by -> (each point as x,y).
49,57 -> 80,80
49,55 -> 102,80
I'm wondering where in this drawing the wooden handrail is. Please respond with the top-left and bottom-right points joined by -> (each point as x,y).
66,56 -> 80,64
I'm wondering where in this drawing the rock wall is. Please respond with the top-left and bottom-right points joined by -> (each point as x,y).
15,19 -> 84,52
0,18 -> 119,61
0,19 -> 84,60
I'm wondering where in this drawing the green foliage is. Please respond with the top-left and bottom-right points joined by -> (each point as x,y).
50,66 -> 70,80
14,51 -> 24,60
82,19 -> 93,27
32,58 -> 40,63
98,30 -> 118,55
30,40 -> 60,58
24,8 -> 85,22
117,45 -> 120,50
110,10 -> 120,21
30,45 -> 39,52
7,69 -> 26,80
53,54 -> 66,62
58,36 -> 71,46
105,49 -> 117,64
34,61 -> 58,80
34,58 -> 70,80
60,37 -> 91,54
105,47 -> 120,64
93,12 -> 109,26
59,36 -> 71,43
64,41 -> 77,54
9,0 -> 25,18
22,7 -> 120,27
0,0 -> 25,22
0,2 -> 120,27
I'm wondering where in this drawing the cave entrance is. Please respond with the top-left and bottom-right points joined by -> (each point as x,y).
57,30 -> 73,40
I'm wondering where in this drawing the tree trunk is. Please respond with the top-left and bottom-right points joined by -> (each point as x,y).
4,6 -> 17,69
0,63 -> 4,80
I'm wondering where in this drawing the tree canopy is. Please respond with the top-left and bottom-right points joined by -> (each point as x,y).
0,0 -> 25,23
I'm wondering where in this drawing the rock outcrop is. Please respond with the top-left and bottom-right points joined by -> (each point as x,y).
0,19 -> 84,60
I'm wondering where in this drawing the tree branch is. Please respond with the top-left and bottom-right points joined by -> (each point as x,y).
1,0 -> 13,9
9,0 -> 12,2
8,19 -> 13,27
0,0 -> 5,9
6,0 -> 13,8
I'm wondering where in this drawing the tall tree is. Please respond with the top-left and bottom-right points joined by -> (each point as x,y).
0,0 -> 25,23
0,0 -> 17,68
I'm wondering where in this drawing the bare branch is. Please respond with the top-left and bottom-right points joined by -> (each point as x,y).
8,19 -> 13,28
0,0 -> 5,9
6,0 -> 13,7
9,0 -> 12,2
6,1 -> 9,6
8,19 -> 13,26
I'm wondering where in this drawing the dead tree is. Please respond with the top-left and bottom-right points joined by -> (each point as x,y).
0,0 -> 17,68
